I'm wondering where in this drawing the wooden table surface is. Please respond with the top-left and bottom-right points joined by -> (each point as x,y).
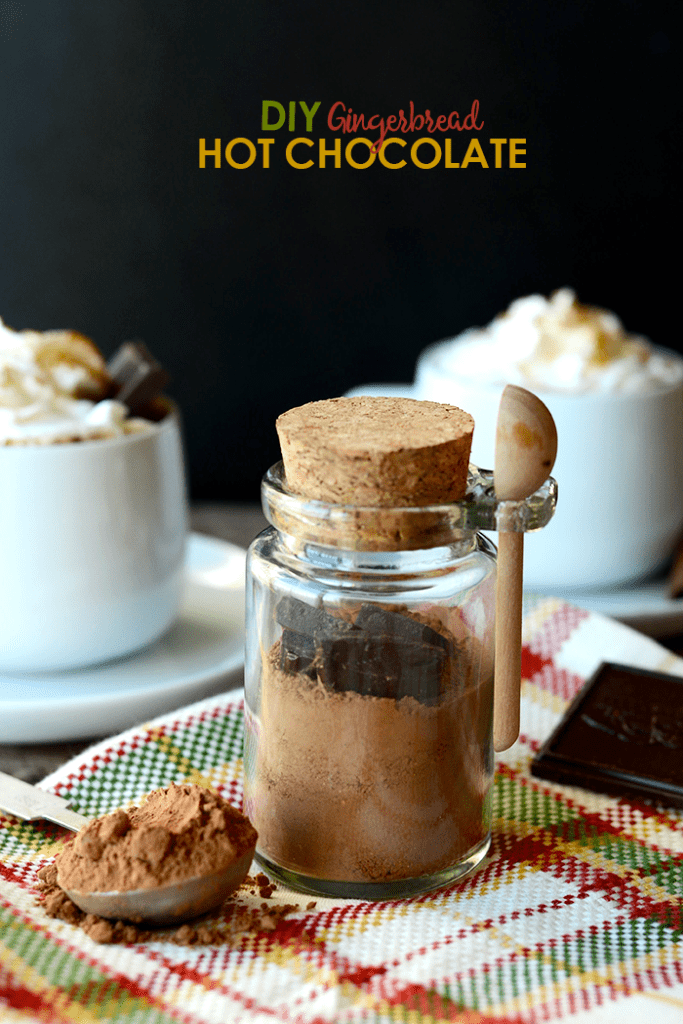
2,502 -> 682,783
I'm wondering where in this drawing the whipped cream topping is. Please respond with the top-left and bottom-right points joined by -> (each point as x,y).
438,289 -> 683,393
0,318 -> 154,444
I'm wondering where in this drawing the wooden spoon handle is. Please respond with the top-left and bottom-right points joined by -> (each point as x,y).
493,531 -> 524,752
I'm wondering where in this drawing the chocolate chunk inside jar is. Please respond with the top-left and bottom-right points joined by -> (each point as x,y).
244,396 -> 498,899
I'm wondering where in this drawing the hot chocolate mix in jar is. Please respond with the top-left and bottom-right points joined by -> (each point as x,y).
244,396 -> 497,900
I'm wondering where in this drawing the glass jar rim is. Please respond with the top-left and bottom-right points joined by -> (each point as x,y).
262,462 -> 557,551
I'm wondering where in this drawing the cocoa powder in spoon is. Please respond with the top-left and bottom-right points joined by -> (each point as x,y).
55,783 -> 257,894
35,783 -> 302,945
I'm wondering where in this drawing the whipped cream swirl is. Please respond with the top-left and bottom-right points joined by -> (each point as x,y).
0,318 -> 153,444
439,289 -> 682,393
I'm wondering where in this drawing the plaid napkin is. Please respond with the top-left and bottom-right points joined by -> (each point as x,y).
2,595 -> 683,1023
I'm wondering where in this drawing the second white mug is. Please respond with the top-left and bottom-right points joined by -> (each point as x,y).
415,340 -> 683,592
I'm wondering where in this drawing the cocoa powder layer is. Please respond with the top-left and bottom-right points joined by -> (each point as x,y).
246,637 -> 493,884
276,396 -> 474,507
56,783 -> 257,894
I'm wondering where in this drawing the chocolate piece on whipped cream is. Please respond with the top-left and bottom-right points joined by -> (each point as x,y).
107,340 -> 170,415
0,318 -> 159,445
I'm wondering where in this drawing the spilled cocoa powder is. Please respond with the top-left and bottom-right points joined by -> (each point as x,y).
55,783 -> 257,893
36,783 -> 307,945
37,866 -> 304,945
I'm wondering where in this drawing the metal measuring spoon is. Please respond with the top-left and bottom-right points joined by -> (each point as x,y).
1,771 -> 256,926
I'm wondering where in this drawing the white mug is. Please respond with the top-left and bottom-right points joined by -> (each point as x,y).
0,404 -> 188,673
414,340 -> 683,591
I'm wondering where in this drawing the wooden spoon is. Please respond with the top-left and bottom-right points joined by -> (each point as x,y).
493,385 -> 557,752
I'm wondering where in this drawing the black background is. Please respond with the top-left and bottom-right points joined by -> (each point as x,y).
0,0 -> 677,499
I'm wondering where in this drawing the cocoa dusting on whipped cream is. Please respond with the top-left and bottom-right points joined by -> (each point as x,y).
429,288 -> 683,394
35,784 -> 299,946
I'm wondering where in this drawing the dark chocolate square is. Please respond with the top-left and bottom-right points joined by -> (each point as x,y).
107,340 -> 170,412
279,629 -> 317,677
276,595 -> 357,640
320,634 -> 444,701
275,596 -> 448,702
354,605 -> 450,653
531,662 -> 683,807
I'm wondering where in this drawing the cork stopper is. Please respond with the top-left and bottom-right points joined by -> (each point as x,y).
276,396 -> 474,507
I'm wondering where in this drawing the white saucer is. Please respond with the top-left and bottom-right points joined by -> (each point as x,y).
0,534 -> 247,743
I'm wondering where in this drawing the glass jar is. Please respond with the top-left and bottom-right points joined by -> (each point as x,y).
244,462 -> 556,900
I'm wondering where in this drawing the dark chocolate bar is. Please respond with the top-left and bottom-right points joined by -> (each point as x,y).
277,595 -> 359,680
531,662 -> 683,808
107,340 -> 170,414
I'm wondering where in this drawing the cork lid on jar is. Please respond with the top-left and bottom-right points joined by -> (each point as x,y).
276,396 -> 474,507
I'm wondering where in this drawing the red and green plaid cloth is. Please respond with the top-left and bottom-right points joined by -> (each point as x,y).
2,595 -> 683,1023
